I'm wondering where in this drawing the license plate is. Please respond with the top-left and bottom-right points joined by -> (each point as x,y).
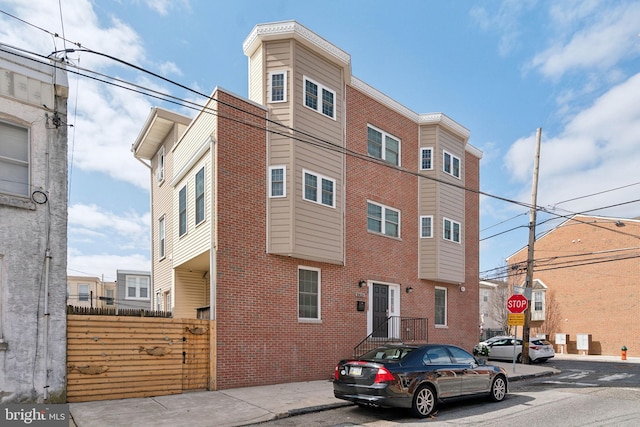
349,366 -> 363,376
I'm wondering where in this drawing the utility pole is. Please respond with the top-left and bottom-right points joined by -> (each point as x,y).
522,127 -> 542,364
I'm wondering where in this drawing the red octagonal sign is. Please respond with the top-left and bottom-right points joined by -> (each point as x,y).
507,294 -> 528,314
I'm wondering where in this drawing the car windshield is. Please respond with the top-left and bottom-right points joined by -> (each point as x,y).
361,347 -> 414,361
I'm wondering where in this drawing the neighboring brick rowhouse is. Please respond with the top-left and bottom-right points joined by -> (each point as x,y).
507,216 -> 640,356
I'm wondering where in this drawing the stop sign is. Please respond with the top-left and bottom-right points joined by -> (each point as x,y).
507,294 -> 528,314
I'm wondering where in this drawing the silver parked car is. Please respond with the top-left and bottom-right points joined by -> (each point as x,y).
481,336 -> 555,363
333,344 -> 508,418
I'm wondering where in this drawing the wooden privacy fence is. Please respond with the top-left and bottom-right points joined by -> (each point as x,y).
67,314 -> 214,402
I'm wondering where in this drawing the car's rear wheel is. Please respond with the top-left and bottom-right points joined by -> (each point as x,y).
411,384 -> 436,418
489,375 -> 507,402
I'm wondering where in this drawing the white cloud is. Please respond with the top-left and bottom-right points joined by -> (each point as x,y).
504,72 -> 640,217
469,0 -> 538,56
67,250 -> 150,280
69,203 -> 149,238
528,1 -> 640,79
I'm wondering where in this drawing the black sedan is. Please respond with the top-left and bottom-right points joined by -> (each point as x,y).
333,344 -> 508,418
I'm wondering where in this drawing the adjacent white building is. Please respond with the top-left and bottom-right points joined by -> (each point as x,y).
0,46 -> 69,402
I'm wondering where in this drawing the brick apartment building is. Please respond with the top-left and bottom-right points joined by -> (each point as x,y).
132,21 -> 482,389
507,214 -> 640,357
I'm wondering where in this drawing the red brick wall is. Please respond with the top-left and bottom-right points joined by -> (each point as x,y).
508,216 -> 640,356
213,88 -> 481,389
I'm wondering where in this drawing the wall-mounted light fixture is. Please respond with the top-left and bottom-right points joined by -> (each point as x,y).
405,286 -> 413,293
358,280 -> 367,288
459,286 -> 466,292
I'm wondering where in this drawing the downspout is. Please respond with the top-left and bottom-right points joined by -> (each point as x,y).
208,135 -> 217,390
43,249 -> 51,401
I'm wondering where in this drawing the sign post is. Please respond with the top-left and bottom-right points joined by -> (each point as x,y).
507,294 -> 529,372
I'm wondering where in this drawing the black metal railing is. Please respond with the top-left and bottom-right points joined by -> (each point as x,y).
353,316 -> 428,357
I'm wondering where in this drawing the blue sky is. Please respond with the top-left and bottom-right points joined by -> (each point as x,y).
1,0 -> 639,282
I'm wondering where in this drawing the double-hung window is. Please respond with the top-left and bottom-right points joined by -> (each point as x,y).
303,170 -> 335,207
367,125 -> 400,166
0,121 -> 29,197
106,289 -> 114,306
435,287 -> 447,326
78,284 -> 89,302
195,167 -> 205,225
443,150 -> 461,178
269,71 -> 287,103
269,166 -> 286,198
158,215 -> 166,259
420,215 -> 433,238
298,267 -> 320,320
420,147 -> 433,170
126,275 -> 150,300
178,185 -> 187,237
303,76 -> 336,120
367,201 -> 400,238
443,217 -> 461,243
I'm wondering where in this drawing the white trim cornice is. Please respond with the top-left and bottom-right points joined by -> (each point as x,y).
350,77 -> 474,147
243,20 -> 351,69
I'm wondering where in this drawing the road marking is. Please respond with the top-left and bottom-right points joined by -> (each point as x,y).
543,380 -> 598,387
598,373 -> 635,382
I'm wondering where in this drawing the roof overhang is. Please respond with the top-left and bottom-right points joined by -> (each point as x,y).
131,107 -> 192,160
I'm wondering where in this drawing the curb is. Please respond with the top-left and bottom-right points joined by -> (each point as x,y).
286,401 -> 352,417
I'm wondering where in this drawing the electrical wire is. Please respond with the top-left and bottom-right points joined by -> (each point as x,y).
4,10 -> 640,281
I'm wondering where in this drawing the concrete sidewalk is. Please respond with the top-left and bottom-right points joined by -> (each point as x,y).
69,353 -> 637,427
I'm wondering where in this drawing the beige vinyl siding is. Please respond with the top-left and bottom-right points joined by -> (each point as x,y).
436,127 -> 465,283
248,45 -> 264,104
173,269 -> 208,319
264,40 -> 345,264
418,125 -> 438,279
418,125 -> 465,283
289,42 -> 344,263
172,157 -> 211,268
265,40 -> 292,122
152,130 -> 180,304
265,41 -> 294,254
172,98 -> 215,268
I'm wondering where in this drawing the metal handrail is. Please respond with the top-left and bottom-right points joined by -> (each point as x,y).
353,316 -> 428,357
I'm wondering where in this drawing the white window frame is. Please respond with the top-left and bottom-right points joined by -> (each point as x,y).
178,185 -> 187,237
531,290 -> 546,321
158,215 -> 166,259
367,200 -> 400,238
269,70 -> 287,103
78,284 -> 89,302
420,215 -> 433,238
156,147 -> 165,182
0,120 -> 30,197
420,147 -> 433,170
435,286 -> 448,327
164,290 -> 172,312
303,169 -> 335,208
443,150 -> 461,179
303,75 -> 336,120
125,275 -> 150,301
443,217 -> 461,243
367,124 -> 400,166
298,266 -> 321,322
269,165 -> 286,198
195,167 -> 205,225
105,289 -> 114,306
